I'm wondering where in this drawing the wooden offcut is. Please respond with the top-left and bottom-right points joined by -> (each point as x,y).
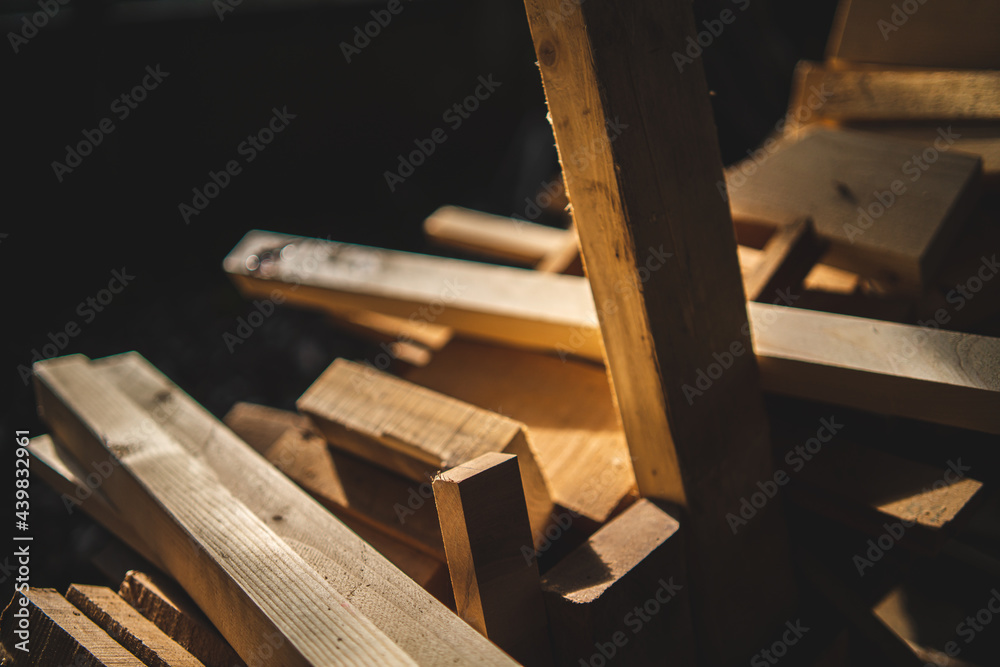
541,500 -> 695,667
424,206 -> 572,266
744,218 -> 829,302
433,453 -> 552,667
65,584 -> 206,667
298,358 -> 554,546
522,0 -> 796,661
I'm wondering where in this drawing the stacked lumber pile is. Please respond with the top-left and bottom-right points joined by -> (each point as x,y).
6,1 -> 999,665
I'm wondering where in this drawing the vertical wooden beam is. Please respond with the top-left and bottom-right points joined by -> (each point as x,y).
433,453 -> 552,667
521,1 -> 796,663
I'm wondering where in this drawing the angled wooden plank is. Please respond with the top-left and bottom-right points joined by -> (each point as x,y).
726,127 -> 982,292
224,229 -> 603,359
35,355 -> 417,667
744,218 -> 829,302
433,453 -> 551,667
222,401 -> 308,454
39,353 -> 516,666
28,433 -> 166,572
827,0 -> 1000,69
522,0 -> 796,661
424,205 -> 572,266
2,588 -> 145,666
299,358 -> 554,546
119,571 -> 246,667
225,233 -> 1000,433
65,584 -> 206,667
541,500 -> 694,667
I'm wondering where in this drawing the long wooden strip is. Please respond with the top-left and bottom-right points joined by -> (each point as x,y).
744,218 -> 828,303
424,205 -> 572,266
35,355 -> 417,667
522,0 -> 795,661
2,588 -> 145,666
66,584 -> 206,667
40,353 -> 516,666
299,358 -> 554,546
119,571 -> 246,667
225,232 -> 1000,433
433,453 -> 551,667
541,500 -> 694,667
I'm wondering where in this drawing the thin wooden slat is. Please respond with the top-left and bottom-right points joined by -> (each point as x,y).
521,0 -> 796,661
433,453 -> 552,667
39,353 -> 516,666
225,232 -> 1000,434
65,584 -> 206,667
119,571 -> 246,667
726,127 -> 982,292
35,355 -> 418,667
1,588 -> 145,666
744,218 -> 829,302
827,0 -> 1000,69
540,499 -> 694,667
298,358 -> 554,547
424,205 -> 572,266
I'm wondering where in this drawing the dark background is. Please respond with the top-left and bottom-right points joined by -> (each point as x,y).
1,0 -> 839,607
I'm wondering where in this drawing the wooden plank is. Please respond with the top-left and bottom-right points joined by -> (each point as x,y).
541,499 -> 694,667
433,453 -> 551,667
35,355 -> 418,667
119,571 -> 246,667
744,218 -> 829,302
1,588 -> 145,666
424,205 -> 572,266
226,233 -> 1000,433
405,338 -> 636,529
298,358 -> 554,546
224,229 -> 604,360
522,0 -> 796,661
27,433 -> 166,572
726,127 -> 982,292
39,353 -> 517,666
65,584 -> 206,667
222,401 -> 307,454
827,0 -> 1000,69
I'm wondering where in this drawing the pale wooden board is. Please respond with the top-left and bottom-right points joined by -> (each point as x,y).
827,0 -> 1000,69
1,588 -> 145,666
298,358 -> 554,546
433,453 -> 552,667
119,571 -> 247,667
424,205 -> 572,265
726,127 -> 982,292
40,353 -> 516,666
65,584 -> 206,667
541,500 -> 695,666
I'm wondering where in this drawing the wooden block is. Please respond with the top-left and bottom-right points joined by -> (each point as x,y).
224,229 -> 604,359
827,0 -> 1000,69
27,433 -> 166,572
541,500 -> 695,667
222,401 -> 308,454
424,205 -> 572,266
433,453 -> 551,667
1,588 -> 144,666
405,339 -> 636,529
744,218 -> 829,302
224,233 -> 1000,434
119,571 -> 246,667
522,0 -> 796,661
298,358 -> 554,546
65,584 -> 206,667
37,353 -> 516,666
726,127 -> 982,292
